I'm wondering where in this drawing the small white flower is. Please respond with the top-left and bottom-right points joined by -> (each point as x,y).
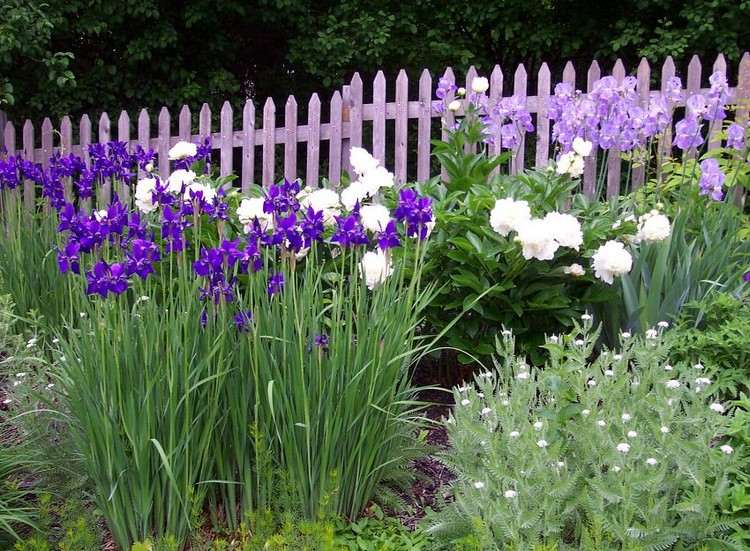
168,141 -> 197,160
46,383 -> 54,389
456,87 -> 466,96
720,444 -> 734,455
665,379 -> 681,389
537,439 -> 548,448
709,403 -> 725,413
657,321 -> 669,328
667,398 -> 675,406
616,442 -> 630,453
509,430 -> 520,438
660,426 -> 670,434
457,385 -> 469,393
549,335 -> 559,343
480,407 -> 492,416
612,220 -> 622,230
59,356 -> 65,362
693,363 -> 704,370
501,399 -> 510,406
94,209 -> 108,222
575,339 -> 585,346
621,413 -> 632,422
556,461 -> 565,468
645,328 -> 658,339
572,137 -> 593,157
2,398 -> 11,405
460,399 -> 471,406
627,430 -> 638,438
613,354 -> 623,361
516,372 -> 530,380
477,371 -> 494,379
581,313 -> 592,321
503,489 -> 518,499
448,99 -> 461,112
612,465 -> 622,472
13,380 -> 20,387
15,372 -> 26,378
501,329 -> 513,337
476,392 -> 484,398
621,332 -> 631,339
597,420 -> 606,427
564,263 -> 585,277
471,77 -> 490,94
587,379 -> 597,387
581,409 -> 591,417
52,338 -> 59,344
359,250 -> 393,290
145,161 -> 154,173
601,351 -> 609,356
695,377 -> 711,386
604,369 -> 614,377
631,380 -> 640,387
645,457 -> 658,466
26,337 -> 37,347
472,481 -> 485,489
533,421 -> 543,431
664,364 -> 674,371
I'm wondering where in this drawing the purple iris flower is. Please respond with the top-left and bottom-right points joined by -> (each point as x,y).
85,261 -> 128,298
314,333 -> 329,350
332,213 -> 369,247
744,271 -> 750,283
126,239 -> 161,279
300,207 -> 325,247
698,158 -> 725,201
673,116 -> 704,150
394,189 -> 433,239
727,123 -> 746,151
234,310 -> 254,332
57,240 -> 81,274
377,220 -> 400,250
267,272 -> 285,297
264,179 -> 300,216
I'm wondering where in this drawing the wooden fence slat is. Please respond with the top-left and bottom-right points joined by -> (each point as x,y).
329,91 -> 343,185
41,118 -> 53,168
98,112 -> 112,204
535,63 -> 551,168
417,69 -> 432,182
137,109 -> 150,179
59,117 -> 73,199
606,59 -> 626,198
395,70 -> 408,184
512,64 -> 528,174
179,105 -> 191,142
117,110 -> 130,200
440,67 -> 456,181
708,53 -> 727,151
372,71 -> 386,165
22,120 -> 35,210
658,56 -> 677,169
341,85 -> 351,175
0,111 -> 5,151
262,98 -> 275,186
350,73 -> 363,151
733,52 -> 750,205
284,96 -> 298,181
220,101 -> 233,178
158,107 -> 170,177
306,94 -> 321,187
583,60 -> 601,198
241,100 -> 255,193
631,58 -> 651,189
489,65 -> 504,159
199,104 -> 211,141
4,121 -> 15,157
685,54 -> 703,160
562,61 -> 575,87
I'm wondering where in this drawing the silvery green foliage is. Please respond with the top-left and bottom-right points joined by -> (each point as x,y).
426,322 -> 747,550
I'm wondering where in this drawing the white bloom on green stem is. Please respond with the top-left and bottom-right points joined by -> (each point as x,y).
544,212 -> 583,250
621,413 -> 632,422
597,420 -> 606,427
448,99 -> 461,112
660,426 -> 670,434
555,151 -> 585,178
480,407 -> 492,416
627,430 -> 638,438
581,409 -> 591,416
509,430 -> 520,438
709,403 -> 725,413
572,137 -> 593,157
135,177 -> 159,213
299,188 -> 341,225
168,169 -> 197,194
646,457 -> 658,466
515,218 -> 560,261
592,240 -> 632,284
646,328 -> 658,339
168,140 -> 197,160
537,439 -> 548,448
237,197 -> 274,232
665,379 -> 681,389
473,481 -> 485,489
471,76 -> 490,93
503,489 -> 518,499
349,147 -> 379,176
664,364 -> 673,371
658,321 -> 669,328
693,363 -> 704,370
359,250 -> 393,290
489,198 -> 531,236
636,212 -> 671,243
720,444 -> 734,454
616,442 -> 630,453
340,181 -> 370,211
360,166 -> 395,196
533,420 -> 543,431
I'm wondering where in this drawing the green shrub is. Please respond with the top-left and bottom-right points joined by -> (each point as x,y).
425,322 -> 748,549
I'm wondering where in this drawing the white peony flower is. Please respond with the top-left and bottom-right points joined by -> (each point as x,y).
237,197 -> 274,232
167,169 -> 197,194
503,489 -> 518,499
556,151 -> 585,178
135,177 -> 158,213
709,403 -> 725,413
448,100 -> 461,112
359,204 -> 391,235
720,444 -> 734,455
544,212 -> 583,250
489,198 -> 531,236
183,181 -> 216,203
592,240 -> 633,284
636,212 -> 671,243
515,218 -> 560,261
572,137 -> 593,157
168,141 -> 197,160
360,165 -> 395,196
471,76 -> 490,94
616,443 -> 630,453
299,188 -> 341,225
349,147 -> 379,176
340,181 -> 370,211
359,250 -> 393,290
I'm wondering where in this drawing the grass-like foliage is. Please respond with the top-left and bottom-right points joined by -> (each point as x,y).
426,322 -> 748,549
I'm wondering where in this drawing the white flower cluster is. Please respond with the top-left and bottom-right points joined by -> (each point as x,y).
555,138 -> 592,178
489,198 -> 583,261
635,209 -> 671,243
591,240 -> 633,284
341,147 -> 395,210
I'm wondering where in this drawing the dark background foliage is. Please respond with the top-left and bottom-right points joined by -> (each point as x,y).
2,0 -> 749,124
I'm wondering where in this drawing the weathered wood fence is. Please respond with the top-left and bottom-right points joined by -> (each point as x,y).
2,52 -> 749,208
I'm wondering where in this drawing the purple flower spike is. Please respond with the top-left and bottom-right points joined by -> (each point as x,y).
314,334 -> 329,350
267,272 -> 285,297
234,310 -> 254,332
395,189 -> 433,239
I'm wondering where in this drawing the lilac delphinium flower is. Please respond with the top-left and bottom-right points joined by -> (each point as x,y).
698,158 -> 725,201
234,310 -> 253,332
267,272 -> 285,297
394,189 -> 433,239
433,77 -> 457,113
726,123 -> 746,151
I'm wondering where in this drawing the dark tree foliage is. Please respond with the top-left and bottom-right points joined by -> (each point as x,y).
2,0 -> 749,124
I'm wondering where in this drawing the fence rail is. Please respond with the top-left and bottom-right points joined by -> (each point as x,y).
2,52 -> 750,209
